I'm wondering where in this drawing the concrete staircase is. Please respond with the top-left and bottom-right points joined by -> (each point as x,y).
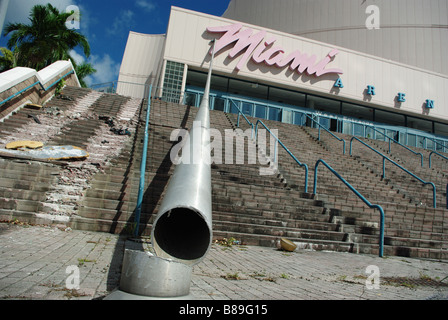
0,86 -> 447,260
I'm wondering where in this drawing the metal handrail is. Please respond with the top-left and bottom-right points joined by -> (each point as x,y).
133,85 -> 153,236
304,114 -> 346,155
422,136 -> 447,153
429,150 -> 448,169
367,126 -> 423,167
254,119 -> 309,193
0,80 -> 40,107
41,70 -> 75,91
228,98 -> 310,192
313,159 -> 385,257
350,136 -> 437,208
228,98 -> 254,138
0,70 -> 74,107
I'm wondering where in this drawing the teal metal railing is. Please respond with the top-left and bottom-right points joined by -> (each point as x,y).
0,80 -> 40,107
313,159 -> 385,257
304,114 -> 346,155
229,98 -> 254,138
254,119 -> 309,193
229,98 -> 309,193
428,153 -> 448,209
41,70 -> 75,92
350,136 -> 437,208
422,136 -> 447,154
429,151 -> 448,169
367,126 -> 424,167
133,85 -> 153,236
0,70 -> 74,107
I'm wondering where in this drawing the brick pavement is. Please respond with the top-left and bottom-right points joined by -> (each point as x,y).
0,222 -> 447,301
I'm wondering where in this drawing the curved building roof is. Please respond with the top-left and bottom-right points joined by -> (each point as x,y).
223,0 -> 448,75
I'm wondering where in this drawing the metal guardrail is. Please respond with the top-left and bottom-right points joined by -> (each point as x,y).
350,136 -> 437,208
133,85 -> 153,236
422,136 -> 447,154
428,152 -> 448,210
304,114 -> 346,155
0,70 -> 74,107
0,80 -> 40,107
368,125 -> 424,167
313,159 -> 385,258
429,150 -> 448,169
229,98 -> 254,138
254,119 -> 309,193
228,98 -> 309,193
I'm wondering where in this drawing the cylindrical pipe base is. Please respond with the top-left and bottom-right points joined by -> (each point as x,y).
114,249 -> 193,298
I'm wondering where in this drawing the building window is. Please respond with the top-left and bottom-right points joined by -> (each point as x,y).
163,61 -> 185,103
255,105 -> 267,119
407,116 -> 433,134
213,97 -> 226,112
268,107 -> 282,121
242,102 -> 253,117
184,92 -> 197,107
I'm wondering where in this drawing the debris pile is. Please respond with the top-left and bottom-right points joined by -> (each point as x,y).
43,164 -> 98,217
0,89 -> 142,219
99,115 -> 131,136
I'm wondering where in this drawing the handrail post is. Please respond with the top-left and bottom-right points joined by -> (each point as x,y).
429,151 -> 448,169
376,205 -> 385,258
431,182 -> 437,209
274,138 -> 278,164
313,159 -> 384,258
304,114 -> 346,155
351,136 -> 437,208
134,85 -> 153,236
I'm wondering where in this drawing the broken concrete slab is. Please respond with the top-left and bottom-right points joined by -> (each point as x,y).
0,145 -> 89,161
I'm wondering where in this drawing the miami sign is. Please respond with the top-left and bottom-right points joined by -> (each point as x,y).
207,23 -> 343,77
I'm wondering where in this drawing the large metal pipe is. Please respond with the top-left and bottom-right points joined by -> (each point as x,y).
150,41 -> 216,266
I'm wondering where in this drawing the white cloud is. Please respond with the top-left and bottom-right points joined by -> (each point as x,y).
107,10 -> 134,37
135,0 -> 156,13
84,54 -> 121,86
69,49 -> 85,65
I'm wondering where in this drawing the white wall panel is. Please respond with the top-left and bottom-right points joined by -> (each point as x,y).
118,32 -> 166,98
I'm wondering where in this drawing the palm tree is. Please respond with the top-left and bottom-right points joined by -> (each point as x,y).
3,3 -> 91,72
72,60 -> 96,88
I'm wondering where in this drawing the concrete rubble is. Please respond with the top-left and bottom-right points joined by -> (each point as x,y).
1,90 -> 143,219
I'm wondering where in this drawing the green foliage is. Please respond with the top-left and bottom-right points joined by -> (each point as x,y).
71,60 -> 96,88
0,47 -> 18,72
3,3 -> 95,87
55,79 -> 66,95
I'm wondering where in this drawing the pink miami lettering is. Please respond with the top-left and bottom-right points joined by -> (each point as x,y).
207,24 -> 343,77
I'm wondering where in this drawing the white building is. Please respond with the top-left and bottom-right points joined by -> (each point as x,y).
118,3 -> 448,151
0,0 -> 10,39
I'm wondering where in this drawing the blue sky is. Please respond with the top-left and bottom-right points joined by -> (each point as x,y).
1,0 -> 230,85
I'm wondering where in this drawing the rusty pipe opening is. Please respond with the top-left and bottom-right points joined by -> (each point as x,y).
152,208 -> 211,265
